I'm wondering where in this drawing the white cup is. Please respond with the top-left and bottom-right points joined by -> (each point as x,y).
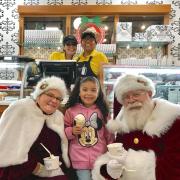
43,155 -> 60,170
107,143 -> 124,156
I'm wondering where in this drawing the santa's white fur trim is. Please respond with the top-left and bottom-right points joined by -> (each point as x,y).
114,74 -> 155,104
32,76 -> 67,100
92,152 -> 110,180
107,98 -> 180,137
122,149 -> 156,180
92,149 -> 156,180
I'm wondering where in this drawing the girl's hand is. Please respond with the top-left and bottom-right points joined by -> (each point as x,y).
72,126 -> 82,135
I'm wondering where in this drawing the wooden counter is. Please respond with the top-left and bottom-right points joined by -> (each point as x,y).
0,105 -> 8,116
0,100 -> 15,116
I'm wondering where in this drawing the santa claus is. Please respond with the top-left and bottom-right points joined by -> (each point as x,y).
92,74 -> 180,180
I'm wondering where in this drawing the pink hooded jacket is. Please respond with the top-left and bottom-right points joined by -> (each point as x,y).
64,103 -> 114,170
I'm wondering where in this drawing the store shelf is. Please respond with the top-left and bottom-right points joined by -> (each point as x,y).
23,29 -> 63,48
23,42 -> 63,48
117,41 -> 170,48
0,80 -> 22,85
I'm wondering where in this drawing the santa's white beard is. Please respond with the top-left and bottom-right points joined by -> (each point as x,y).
123,100 -> 154,131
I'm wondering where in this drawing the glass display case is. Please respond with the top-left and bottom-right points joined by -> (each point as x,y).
0,62 -> 31,105
0,62 -> 23,116
100,65 -> 180,111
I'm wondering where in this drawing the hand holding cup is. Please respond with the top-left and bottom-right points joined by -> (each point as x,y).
40,143 -> 61,170
107,143 -> 127,164
43,155 -> 60,170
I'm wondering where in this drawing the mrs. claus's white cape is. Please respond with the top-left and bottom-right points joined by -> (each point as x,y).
0,98 -> 70,168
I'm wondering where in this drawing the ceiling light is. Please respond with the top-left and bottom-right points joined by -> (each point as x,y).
103,38 -> 107,43
148,45 -> 152,50
141,25 -> 146,30
104,25 -> 108,31
73,17 -> 81,30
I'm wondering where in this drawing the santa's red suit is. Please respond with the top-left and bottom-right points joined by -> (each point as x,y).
92,98 -> 180,180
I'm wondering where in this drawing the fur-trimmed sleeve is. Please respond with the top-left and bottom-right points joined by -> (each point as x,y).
91,149 -> 156,180
122,149 -> 156,180
92,152 -> 111,180
46,110 -> 70,168
0,99 -> 45,167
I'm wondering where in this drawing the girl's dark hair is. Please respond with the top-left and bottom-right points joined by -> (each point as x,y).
65,76 -> 109,122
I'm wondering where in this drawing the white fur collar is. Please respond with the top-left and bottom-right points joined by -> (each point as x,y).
0,98 -> 70,167
107,98 -> 180,137
45,111 -> 70,167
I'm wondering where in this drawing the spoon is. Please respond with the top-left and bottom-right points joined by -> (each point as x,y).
40,143 -> 55,158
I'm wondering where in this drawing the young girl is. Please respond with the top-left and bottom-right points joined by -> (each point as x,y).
64,76 -> 114,180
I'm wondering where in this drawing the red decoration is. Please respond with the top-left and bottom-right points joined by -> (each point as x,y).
76,22 -> 105,44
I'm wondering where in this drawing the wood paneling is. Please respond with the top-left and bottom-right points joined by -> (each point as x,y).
18,5 -> 171,16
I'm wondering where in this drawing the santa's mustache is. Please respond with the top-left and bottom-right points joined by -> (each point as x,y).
126,102 -> 143,110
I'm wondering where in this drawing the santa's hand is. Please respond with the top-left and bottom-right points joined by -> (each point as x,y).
33,163 -> 64,177
107,149 -> 127,164
107,159 -> 124,179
